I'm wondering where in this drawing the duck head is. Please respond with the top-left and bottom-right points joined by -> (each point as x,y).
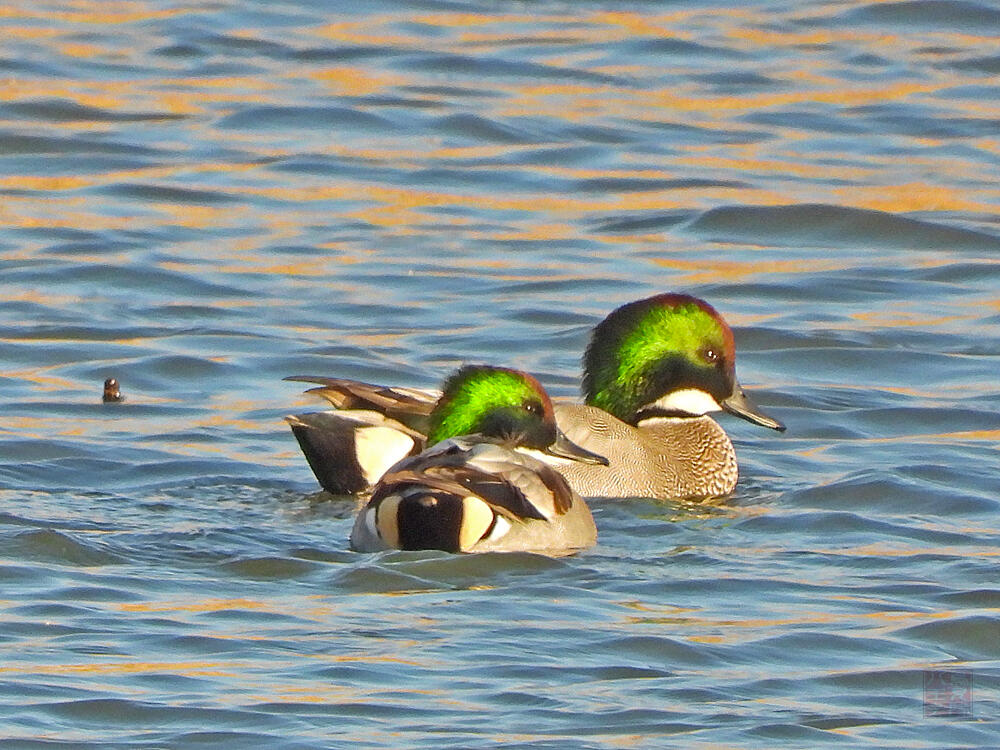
427,365 -> 608,464
582,293 -> 785,431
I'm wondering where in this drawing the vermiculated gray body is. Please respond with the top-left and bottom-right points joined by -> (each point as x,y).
553,404 -> 738,500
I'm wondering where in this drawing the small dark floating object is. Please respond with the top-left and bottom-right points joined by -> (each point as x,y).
103,377 -> 123,403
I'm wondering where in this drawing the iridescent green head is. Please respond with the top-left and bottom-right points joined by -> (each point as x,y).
582,293 -> 784,431
427,365 -> 609,463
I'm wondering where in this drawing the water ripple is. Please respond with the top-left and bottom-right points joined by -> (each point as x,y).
688,204 -> 1000,251
1,2 -> 999,747
847,0 -> 1000,28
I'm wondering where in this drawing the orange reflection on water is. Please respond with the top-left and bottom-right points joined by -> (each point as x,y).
311,67 -> 407,97
873,429 -> 1000,446
730,26 -> 897,49
793,430 -> 1000,464
0,368 -> 79,392
56,42 -> 106,59
833,182 -> 1000,214
0,660 -> 229,677
119,597 -> 282,614
0,2 -> 181,25
1,22 -> 61,41
0,175 -> 93,191
850,309 -> 975,329
651,257 -> 847,284
317,18 -> 422,48
590,9 -> 700,37
0,5 -> 993,250
673,152 -> 875,183
623,596 -> 977,642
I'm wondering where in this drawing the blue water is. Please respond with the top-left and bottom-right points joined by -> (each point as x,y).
2,1 -> 999,747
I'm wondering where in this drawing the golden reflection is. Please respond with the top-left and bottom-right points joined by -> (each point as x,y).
0,15 -> 993,273
0,4 -> 181,24
246,681 -> 459,709
0,368 -> 80,392
478,223 -> 577,241
414,11 -> 537,30
0,80 -> 131,108
849,309 -> 973,328
872,429 -> 1000,445
2,289 -> 87,307
823,545 -> 1000,559
2,24 -> 62,41
505,79 -> 943,120
730,27 -> 893,49
621,601 -> 982,637
0,175 -> 93,191
155,91 -> 202,116
154,202 -> 247,229
120,597 -> 281,614
156,75 -> 279,92
590,10 -> 691,37
672,153 -> 874,182
0,161 -> 261,194
216,261 -> 333,276
316,18 -> 421,48
0,660 -> 228,676
0,204 -> 138,232
795,429 -> 1000,460
311,67 -> 405,97
832,183 -> 1000,213
651,257 -> 847,284
56,42 -> 105,59
0,402 -> 301,466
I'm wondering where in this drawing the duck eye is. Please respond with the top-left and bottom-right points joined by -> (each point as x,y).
523,400 -> 543,415
702,347 -> 719,364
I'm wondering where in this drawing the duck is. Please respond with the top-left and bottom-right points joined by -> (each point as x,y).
346,365 -> 606,555
102,377 -> 123,403
548,293 -> 784,499
286,292 -> 784,500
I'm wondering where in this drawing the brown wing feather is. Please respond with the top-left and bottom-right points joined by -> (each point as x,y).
285,376 -> 436,430
375,455 -> 546,522
528,462 -> 576,515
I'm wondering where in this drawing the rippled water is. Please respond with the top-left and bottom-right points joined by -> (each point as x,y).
2,1 -> 999,747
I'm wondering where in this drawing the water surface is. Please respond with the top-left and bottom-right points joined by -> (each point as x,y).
1,1 -> 999,747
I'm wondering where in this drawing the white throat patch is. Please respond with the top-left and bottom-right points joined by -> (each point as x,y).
648,388 -> 722,417
515,446 -> 571,467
